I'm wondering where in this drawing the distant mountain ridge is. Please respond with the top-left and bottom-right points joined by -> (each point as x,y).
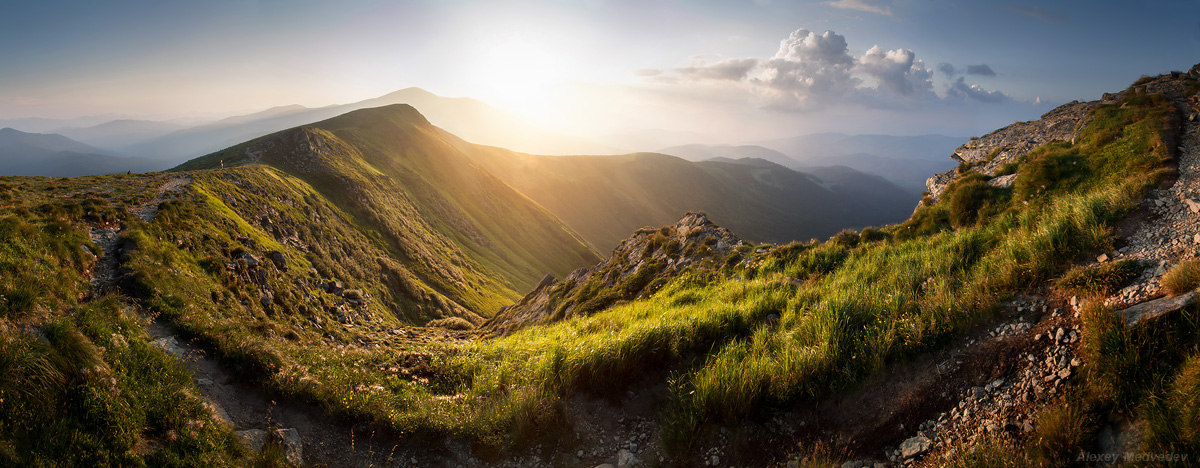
126,88 -> 615,164
657,144 -> 800,168
662,135 -> 963,195
455,141 -> 916,250
0,127 -> 158,176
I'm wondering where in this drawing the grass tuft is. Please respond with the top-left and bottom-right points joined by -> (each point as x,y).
1162,259 -> 1200,296
1056,259 -> 1142,296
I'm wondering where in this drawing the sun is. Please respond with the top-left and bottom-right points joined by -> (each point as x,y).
473,36 -> 564,119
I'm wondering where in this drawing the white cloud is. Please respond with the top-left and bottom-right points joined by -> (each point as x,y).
824,0 -> 894,17
748,29 -> 859,110
946,77 -> 1009,103
856,45 -> 934,97
644,28 -> 1012,112
677,58 -> 760,81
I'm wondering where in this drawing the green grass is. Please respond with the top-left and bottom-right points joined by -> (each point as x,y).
0,75 -> 1191,464
0,174 -> 247,466
1056,260 -> 1143,296
1162,259 -> 1200,296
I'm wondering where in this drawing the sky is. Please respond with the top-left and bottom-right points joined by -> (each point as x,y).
1,0 -> 1198,142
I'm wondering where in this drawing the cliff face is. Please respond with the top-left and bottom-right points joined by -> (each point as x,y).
483,212 -> 744,335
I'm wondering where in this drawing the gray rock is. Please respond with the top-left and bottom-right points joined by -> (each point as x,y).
900,434 -> 931,458
988,173 -> 1018,189
617,448 -> 638,467
1054,327 -> 1065,342
1097,253 -> 1109,263
1117,291 -> 1199,327
150,336 -> 185,358
273,428 -> 303,465
1184,198 -> 1200,213
267,250 -> 287,270
260,291 -> 273,308
241,252 -> 259,268
236,429 -> 266,452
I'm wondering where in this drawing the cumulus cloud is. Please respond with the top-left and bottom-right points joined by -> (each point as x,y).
677,58 -> 760,81
648,28 -> 1013,111
937,63 -> 957,77
751,29 -> 859,109
966,64 -> 997,76
946,77 -> 1008,103
824,0 -> 894,17
856,45 -> 934,97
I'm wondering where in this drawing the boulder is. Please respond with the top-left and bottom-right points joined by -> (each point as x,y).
987,173 -> 1018,189
150,336 -> 185,359
617,448 -> 638,467
241,252 -> 259,268
267,250 -> 287,270
1117,291 -> 1199,327
272,428 -> 303,465
236,429 -> 266,452
900,434 -> 931,458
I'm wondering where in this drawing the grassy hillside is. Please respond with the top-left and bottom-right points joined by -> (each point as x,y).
255,74 -> 1190,458
0,175 -> 245,466
176,104 -> 600,304
455,145 -> 915,250
4,71 -> 1199,466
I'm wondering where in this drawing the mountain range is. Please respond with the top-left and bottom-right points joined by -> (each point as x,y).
658,134 -> 963,195
0,127 -> 159,176
4,64 -> 1200,467
456,141 -> 915,250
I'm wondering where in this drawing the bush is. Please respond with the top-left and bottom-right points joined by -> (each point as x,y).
829,229 -> 859,248
1029,402 -> 1096,464
427,317 -> 475,330
1013,148 -> 1089,202
947,180 -> 998,228
1056,260 -> 1142,296
1169,354 -> 1200,443
858,227 -> 889,243
1162,259 -> 1200,296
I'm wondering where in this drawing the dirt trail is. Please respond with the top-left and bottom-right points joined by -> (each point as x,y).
86,175 -> 416,467
1107,98 -> 1200,306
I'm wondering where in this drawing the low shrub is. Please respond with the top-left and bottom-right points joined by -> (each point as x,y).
428,317 -> 475,330
1162,259 -> 1200,295
1056,260 -> 1142,296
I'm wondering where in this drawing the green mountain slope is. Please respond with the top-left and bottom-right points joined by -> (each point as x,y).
455,144 -> 915,250
176,104 -> 601,313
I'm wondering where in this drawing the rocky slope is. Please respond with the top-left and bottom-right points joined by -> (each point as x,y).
483,212 -> 744,335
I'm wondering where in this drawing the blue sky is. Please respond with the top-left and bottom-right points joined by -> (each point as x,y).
1,0 -> 1198,141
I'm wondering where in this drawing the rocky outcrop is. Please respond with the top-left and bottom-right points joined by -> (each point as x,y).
924,100 -> 1095,203
483,212 -> 743,335
952,100 -> 1095,174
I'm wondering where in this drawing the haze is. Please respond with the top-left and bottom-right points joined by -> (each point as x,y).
2,0 -> 1198,144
